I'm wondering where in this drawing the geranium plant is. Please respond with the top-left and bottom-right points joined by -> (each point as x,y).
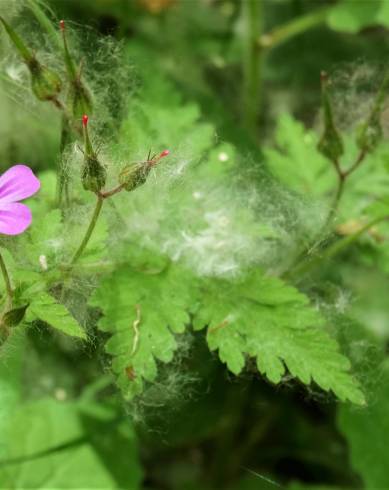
1,1 -> 389,489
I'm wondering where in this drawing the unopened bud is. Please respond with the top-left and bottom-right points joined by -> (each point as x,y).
118,150 -> 170,192
0,304 -> 29,336
0,16 -> 62,102
0,303 -> 29,345
119,162 -> 152,192
28,58 -> 62,101
317,72 -> 344,162
81,115 -> 106,192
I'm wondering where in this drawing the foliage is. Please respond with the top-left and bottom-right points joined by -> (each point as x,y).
0,0 -> 388,488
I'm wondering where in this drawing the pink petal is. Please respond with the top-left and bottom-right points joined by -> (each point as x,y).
0,202 -> 32,235
0,165 -> 40,204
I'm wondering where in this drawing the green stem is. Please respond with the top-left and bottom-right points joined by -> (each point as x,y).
70,194 -> 103,265
258,6 -> 332,50
286,214 -> 389,280
242,0 -> 263,136
0,251 -> 13,309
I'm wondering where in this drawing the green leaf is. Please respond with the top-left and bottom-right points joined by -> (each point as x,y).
193,270 -> 364,405
28,292 -> 86,339
0,398 -> 142,489
90,265 -> 194,399
264,113 -> 336,197
327,0 -> 385,33
338,360 -> 389,488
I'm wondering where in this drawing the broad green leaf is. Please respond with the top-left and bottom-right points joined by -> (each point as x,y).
28,292 -> 86,339
90,265 -> 194,399
338,360 -> 389,488
327,0 -> 388,33
193,271 -> 364,405
0,398 -> 142,489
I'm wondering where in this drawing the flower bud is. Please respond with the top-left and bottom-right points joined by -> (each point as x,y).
28,58 -> 62,101
317,72 -> 344,162
81,115 -> 106,192
119,162 -> 152,192
0,303 -> 29,344
60,20 -> 93,119
118,150 -> 170,192
1,304 -> 29,329
0,16 -> 62,102
356,71 -> 389,153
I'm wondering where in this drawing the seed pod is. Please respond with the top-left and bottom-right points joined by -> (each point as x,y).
119,150 -> 170,192
0,16 -> 62,101
317,72 -> 344,162
81,115 -> 106,192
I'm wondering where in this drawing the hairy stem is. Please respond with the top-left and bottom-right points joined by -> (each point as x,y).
259,6 -> 332,50
70,194 -> 104,265
98,184 -> 124,199
327,148 -> 368,223
0,251 -> 13,309
343,148 -> 367,178
286,214 -> 389,280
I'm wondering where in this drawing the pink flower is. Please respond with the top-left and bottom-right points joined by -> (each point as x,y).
0,165 -> 40,235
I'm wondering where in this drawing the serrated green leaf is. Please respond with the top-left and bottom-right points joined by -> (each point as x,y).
28,292 -> 86,339
264,113 -> 336,197
90,265 -> 193,399
193,271 -> 364,405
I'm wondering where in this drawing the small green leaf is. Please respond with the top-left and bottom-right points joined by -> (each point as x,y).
28,292 -> 86,339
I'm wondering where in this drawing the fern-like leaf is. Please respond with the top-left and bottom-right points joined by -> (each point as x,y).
90,265 -> 193,399
193,270 -> 365,405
